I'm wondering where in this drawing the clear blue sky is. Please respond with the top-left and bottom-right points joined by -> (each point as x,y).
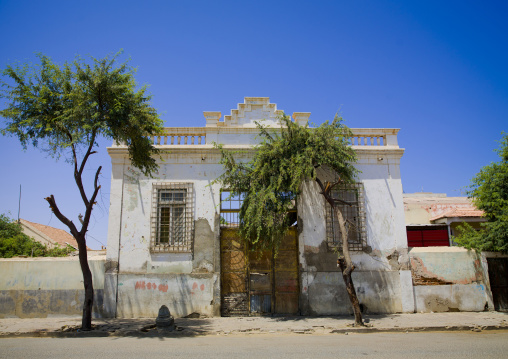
1,0 -> 506,249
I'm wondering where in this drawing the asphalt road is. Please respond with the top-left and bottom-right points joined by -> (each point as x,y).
1,331 -> 507,358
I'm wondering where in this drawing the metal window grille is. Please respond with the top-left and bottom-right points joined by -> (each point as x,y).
220,191 -> 243,227
326,183 -> 366,251
151,182 -> 194,253
219,191 -> 296,228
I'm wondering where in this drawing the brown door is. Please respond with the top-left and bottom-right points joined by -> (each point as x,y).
487,258 -> 508,312
220,227 -> 299,316
220,228 -> 248,316
249,250 -> 273,314
274,227 -> 299,314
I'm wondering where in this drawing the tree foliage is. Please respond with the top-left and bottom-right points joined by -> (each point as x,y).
215,114 -> 358,250
0,52 -> 162,176
0,52 -> 163,330
455,133 -> 508,253
0,214 -> 74,258
215,114 -> 364,325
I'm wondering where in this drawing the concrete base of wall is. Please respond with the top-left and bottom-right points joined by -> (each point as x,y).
414,284 -> 489,312
301,270 -> 414,315
0,256 -> 105,318
0,289 -> 104,318
115,273 -> 218,318
103,271 -> 118,318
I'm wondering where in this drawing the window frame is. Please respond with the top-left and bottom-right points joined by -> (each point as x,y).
325,182 -> 367,251
150,182 -> 194,253
219,190 -> 243,227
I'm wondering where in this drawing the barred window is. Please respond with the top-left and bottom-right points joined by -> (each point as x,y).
326,183 -> 366,251
220,191 -> 243,227
151,183 -> 194,253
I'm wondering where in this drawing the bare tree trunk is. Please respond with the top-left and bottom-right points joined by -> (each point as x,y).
76,234 -> 94,330
46,195 -> 95,331
315,178 -> 364,327
45,159 -> 101,331
334,208 -> 364,326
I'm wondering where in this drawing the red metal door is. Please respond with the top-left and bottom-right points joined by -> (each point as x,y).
407,227 -> 449,247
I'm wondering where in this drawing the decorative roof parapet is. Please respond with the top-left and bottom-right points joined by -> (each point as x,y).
110,97 -> 403,160
204,97 -> 294,127
204,111 -> 222,127
292,112 -> 311,126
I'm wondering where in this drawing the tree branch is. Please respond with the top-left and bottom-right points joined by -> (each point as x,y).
61,128 -> 90,207
45,195 -> 80,240
80,166 -> 102,237
79,130 -> 97,176
315,178 -> 352,207
315,177 -> 328,200
64,130 -> 79,176
73,130 -> 98,208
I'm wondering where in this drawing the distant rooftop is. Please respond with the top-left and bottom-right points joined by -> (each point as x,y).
20,219 -> 85,250
403,192 -> 448,198
430,208 -> 484,221
403,193 -> 470,203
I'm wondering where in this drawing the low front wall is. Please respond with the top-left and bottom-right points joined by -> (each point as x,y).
414,284 -> 488,312
301,270 -> 414,315
113,273 -> 219,318
409,247 -> 492,312
0,255 -> 105,318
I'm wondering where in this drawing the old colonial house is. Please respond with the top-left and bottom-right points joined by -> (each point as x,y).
103,97 -> 413,318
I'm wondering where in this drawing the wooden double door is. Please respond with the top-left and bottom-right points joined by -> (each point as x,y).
220,227 -> 299,316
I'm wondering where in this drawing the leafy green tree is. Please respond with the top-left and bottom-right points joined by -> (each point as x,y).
0,53 -> 163,330
0,213 -> 74,258
455,134 -> 508,253
215,114 -> 365,326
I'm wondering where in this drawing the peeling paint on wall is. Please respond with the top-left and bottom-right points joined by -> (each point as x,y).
410,249 -> 484,286
193,218 -> 215,273
411,257 -> 454,285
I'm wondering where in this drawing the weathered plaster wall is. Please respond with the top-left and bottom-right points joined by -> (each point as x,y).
116,273 -> 218,318
301,271 -> 411,315
0,256 -> 105,318
104,150 -> 228,318
298,151 -> 414,315
410,247 -> 492,312
410,247 -> 483,285
114,158 -> 223,275
414,284 -> 488,312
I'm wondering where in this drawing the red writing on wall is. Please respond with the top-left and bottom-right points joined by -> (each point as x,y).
135,281 -> 168,293
190,282 -> 206,295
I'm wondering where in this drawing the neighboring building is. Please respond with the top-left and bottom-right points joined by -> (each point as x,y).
104,97 -> 413,318
403,193 -> 485,247
20,219 -> 80,250
403,194 -> 501,313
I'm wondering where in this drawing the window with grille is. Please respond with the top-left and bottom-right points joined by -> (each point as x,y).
220,191 -> 243,227
151,183 -> 194,253
326,183 -> 366,251
219,190 -> 296,228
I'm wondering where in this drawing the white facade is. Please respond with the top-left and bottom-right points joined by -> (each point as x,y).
104,97 -> 412,318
